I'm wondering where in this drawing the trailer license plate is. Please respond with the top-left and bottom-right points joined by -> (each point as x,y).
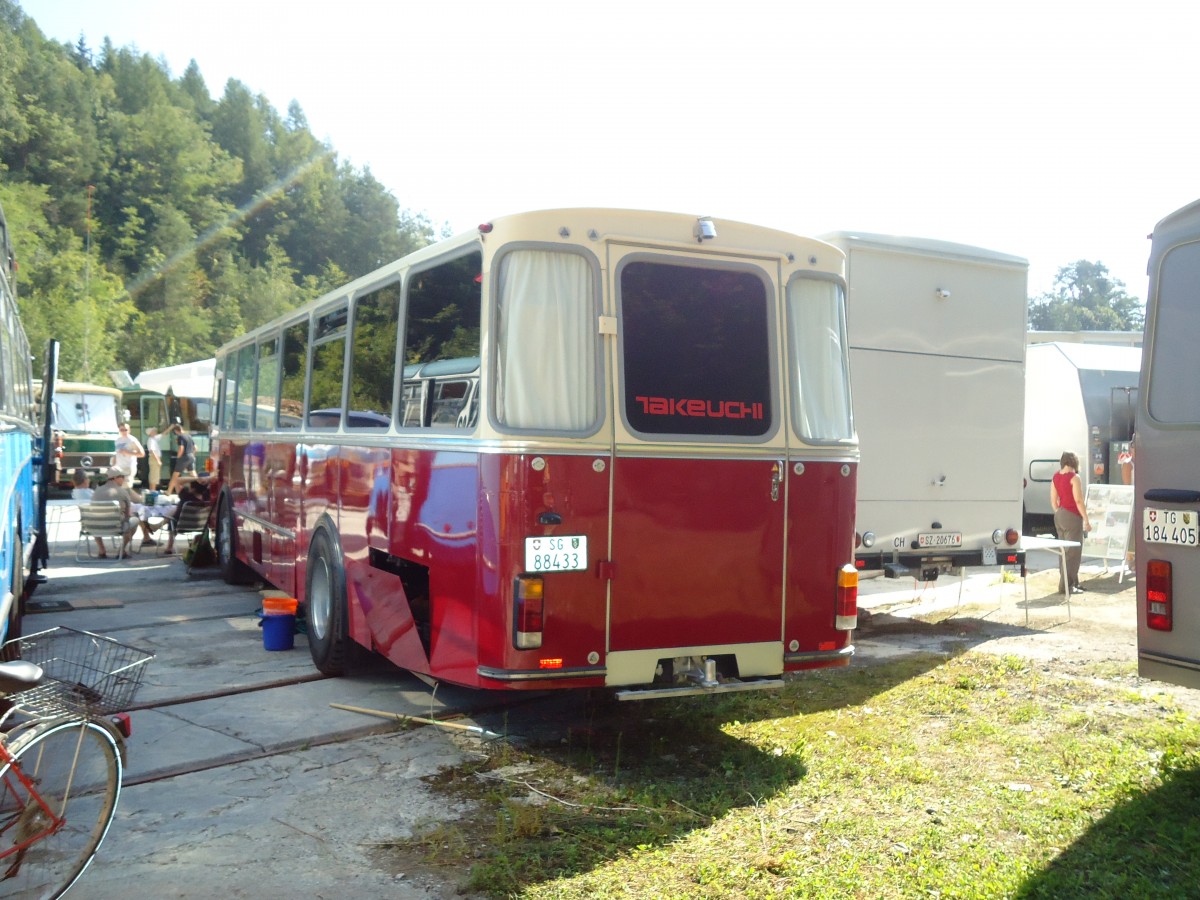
525,535 -> 588,572
1143,508 -> 1200,546
918,532 -> 962,548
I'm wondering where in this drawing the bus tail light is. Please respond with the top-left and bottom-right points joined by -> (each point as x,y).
514,575 -> 544,649
835,564 -> 858,631
1147,559 -> 1173,631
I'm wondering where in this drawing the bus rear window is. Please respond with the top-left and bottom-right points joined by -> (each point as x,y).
1148,241 -> 1200,424
620,261 -> 772,438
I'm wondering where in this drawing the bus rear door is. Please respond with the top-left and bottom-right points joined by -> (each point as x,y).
605,250 -> 786,688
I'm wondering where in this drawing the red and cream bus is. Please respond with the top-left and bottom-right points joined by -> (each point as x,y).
210,209 -> 859,698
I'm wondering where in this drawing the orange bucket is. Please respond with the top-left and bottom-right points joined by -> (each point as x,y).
262,596 -> 299,616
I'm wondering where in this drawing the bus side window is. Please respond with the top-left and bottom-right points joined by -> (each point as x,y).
400,375 -> 426,428
234,345 -> 256,430
279,319 -> 308,430
256,338 -> 281,430
430,378 -> 473,426
402,252 -> 481,430
309,306 -> 347,428
347,281 -> 399,429
215,355 -> 231,431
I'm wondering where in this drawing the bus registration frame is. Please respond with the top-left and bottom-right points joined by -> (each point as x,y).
525,535 -> 589,572
918,532 -> 962,548
1143,507 -> 1200,547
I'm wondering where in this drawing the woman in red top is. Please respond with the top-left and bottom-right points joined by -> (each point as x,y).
1050,451 -> 1092,594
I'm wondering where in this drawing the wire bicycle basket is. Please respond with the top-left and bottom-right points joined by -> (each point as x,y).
1,626 -> 155,718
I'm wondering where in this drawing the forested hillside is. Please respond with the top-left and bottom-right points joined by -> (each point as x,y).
0,0 -> 434,383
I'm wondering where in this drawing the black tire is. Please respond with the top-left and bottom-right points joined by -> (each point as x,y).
216,494 -> 253,586
306,525 -> 351,676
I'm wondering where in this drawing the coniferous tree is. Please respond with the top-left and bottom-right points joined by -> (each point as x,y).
0,0 -> 431,381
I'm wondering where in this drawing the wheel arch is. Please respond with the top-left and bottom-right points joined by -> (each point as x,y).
216,487 -> 255,585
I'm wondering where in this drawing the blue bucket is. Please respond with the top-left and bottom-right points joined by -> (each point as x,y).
262,613 -> 296,651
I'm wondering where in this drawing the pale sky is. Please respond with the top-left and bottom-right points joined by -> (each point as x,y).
17,0 -> 1200,301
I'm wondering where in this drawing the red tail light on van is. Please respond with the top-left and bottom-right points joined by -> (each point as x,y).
1147,559 -> 1173,631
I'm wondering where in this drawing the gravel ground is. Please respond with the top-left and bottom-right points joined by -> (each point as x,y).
856,561 -> 1200,715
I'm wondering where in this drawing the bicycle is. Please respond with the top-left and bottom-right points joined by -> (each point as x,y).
0,626 -> 154,898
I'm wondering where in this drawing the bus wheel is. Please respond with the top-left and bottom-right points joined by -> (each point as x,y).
306,527 -> 350,676
217,495 -> 253,585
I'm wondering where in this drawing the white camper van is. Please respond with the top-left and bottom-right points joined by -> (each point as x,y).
1136,198 -> 1200,689
1022,342 -> 1140,528
823,233 -> 1027,581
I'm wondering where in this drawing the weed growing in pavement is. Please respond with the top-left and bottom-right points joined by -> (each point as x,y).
389,653 -> 1200,898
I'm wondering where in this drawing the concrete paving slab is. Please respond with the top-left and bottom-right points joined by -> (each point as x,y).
122,671 -> 483,781
77,729 -> 478,899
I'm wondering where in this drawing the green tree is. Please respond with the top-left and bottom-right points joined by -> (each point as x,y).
2,181 -> 137,382
1,0 -> 433,381
1028,260 -> 1144,332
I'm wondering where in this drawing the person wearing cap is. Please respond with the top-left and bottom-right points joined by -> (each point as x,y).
91,467 -> 144,559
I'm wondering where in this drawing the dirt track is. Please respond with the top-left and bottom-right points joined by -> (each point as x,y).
856,564 -> 1200,715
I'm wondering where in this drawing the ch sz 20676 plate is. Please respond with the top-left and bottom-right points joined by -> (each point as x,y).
918,532 -> 963,548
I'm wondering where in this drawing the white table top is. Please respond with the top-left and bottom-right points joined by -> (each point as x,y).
1021,534 -> 1081,551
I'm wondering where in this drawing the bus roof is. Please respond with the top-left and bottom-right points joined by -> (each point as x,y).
1030,341 -> 1142,373
133,359 -> 215,399
44,381 -> 122,396
820,230 -> 1028,268
221,208 -> 844,354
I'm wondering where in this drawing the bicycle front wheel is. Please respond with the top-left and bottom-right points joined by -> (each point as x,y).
0,719 -> 122,899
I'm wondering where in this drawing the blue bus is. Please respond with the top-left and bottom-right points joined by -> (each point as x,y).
0,202 -> 53,643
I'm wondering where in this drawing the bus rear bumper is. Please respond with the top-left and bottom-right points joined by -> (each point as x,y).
856,548 -> 1025,580
614,677 -> 785,701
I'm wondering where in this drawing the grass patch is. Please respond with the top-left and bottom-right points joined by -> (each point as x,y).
396,653 -> 1200,898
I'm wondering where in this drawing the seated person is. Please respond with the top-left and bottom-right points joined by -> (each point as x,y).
71,468 -> 94,501
161,477 -> 213,555
91,467 -> 143,559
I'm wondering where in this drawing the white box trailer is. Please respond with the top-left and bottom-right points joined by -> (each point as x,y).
823,232 -> 1027,580
1022,342 -> 1140,526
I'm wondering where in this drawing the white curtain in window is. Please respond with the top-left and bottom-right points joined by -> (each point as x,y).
788,278 -> 854,441
497,250 -> 595,430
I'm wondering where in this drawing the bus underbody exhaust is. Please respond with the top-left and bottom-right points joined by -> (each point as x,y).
614,653 -> 784,701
